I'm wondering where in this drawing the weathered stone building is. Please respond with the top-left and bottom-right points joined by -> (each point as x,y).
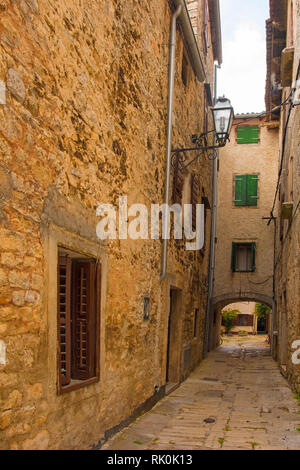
210,115 -> 279,350
265,0 -> 300,391
0,0 -> 222,449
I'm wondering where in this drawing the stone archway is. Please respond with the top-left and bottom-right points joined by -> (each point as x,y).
209,292 -> 273,351
212,292 -> 273,311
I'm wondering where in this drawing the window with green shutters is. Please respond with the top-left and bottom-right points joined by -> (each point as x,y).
234,174 -> 258,206
237,125 -> 259,144
231,242 -> 256,272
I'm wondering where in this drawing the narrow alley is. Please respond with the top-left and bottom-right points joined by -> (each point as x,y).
102,337 -> 300,451
0,0 -> 300,452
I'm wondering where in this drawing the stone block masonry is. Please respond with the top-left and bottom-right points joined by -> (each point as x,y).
0,0 -> 216,449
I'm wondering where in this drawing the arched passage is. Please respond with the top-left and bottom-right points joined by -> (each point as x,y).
212,293 -> 273,311
208,293 -> 273,351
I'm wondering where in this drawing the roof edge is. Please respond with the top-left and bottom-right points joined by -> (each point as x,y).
208,0 -> 222,65
172,0 -> 206,81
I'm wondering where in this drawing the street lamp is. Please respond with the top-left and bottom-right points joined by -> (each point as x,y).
211,97 -> 234,147
171,96 -> 234,169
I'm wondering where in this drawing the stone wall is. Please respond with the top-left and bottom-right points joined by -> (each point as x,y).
273,0 -> 300,392
0,0 -> 215,449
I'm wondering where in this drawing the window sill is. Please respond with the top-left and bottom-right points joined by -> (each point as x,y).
234,205 -> 258,208
236,141 -> 260,145
232,270 -> 255,273
58,376 -> 99,395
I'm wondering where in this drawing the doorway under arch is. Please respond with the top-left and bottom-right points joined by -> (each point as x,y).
209,294 -> 273,351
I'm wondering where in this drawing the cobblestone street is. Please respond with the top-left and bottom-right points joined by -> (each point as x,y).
102,337 -> 300,450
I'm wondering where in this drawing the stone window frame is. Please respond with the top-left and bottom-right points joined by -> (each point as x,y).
231,241 -> 256,273
45,223 -> 107,397
57,249 -> 101,393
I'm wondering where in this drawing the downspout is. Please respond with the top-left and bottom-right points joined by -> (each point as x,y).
271,217 -> 277,357
203,63 -> 220,356
160,4 -> 182,281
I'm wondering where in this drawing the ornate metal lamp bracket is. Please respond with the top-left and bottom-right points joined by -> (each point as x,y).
171,132 -> 224,170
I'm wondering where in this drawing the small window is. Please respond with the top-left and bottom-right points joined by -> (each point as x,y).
172,154 -> 184,204
57,249 -> 100,393
203,0 -> 209,54
181,53 -> 188,87
288,155 -> 294,201
190,174 -> 200,231
288,1 -> 294,47
203,92 -> 208,134
234,175 -> 258,206
238,314 -> 249,326
231,242 -> 256,272
193,309 -> 199,338
143,297 -> 150,321
280,193 -> 285,241
237,126 -> 259,144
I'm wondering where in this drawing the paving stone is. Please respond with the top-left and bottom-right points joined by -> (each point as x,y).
101,337 -> 300,451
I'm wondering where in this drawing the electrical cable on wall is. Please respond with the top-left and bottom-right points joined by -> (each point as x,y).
248,275 -> 273,285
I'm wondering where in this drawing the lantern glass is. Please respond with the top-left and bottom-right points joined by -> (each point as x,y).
212,97 -> 234,146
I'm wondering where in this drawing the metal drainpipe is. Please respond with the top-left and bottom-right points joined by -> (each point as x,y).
203,63 -> 220,356
160,4 -> 182,282
271,217 -> 277,357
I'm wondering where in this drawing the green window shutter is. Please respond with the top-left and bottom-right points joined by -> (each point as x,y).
246,175 -> 258,206
231,243 -> 237,272
251,243 -> 256,272
234,175 -> 247,206
237,126 -> 259,144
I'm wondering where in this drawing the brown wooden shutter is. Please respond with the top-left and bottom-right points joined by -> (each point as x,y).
247,315 -> 254,327
204,92 -> 208,134
203,0 -> 209,53
57,256 -> 71,386
172,154 -> 184,204
190,174 -> 200,231
72,260 -> 96,380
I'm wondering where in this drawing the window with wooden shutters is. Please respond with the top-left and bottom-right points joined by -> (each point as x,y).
58,256 -> 71,386
181,52 -> 188,87
234,175 -> 258,206
237,315 -> 252,327
193,308 -> 199,338
203,0 -> 209,54
280,192 -> 285,241
231,242 -> 256,273
200,191 -> 210,256
203,92 -> 208,134
237,126 -> 259,144
190,174 -> 199,232
172,154 -> 184,205
57,250 -> 100,393
72,261 -> 96,381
